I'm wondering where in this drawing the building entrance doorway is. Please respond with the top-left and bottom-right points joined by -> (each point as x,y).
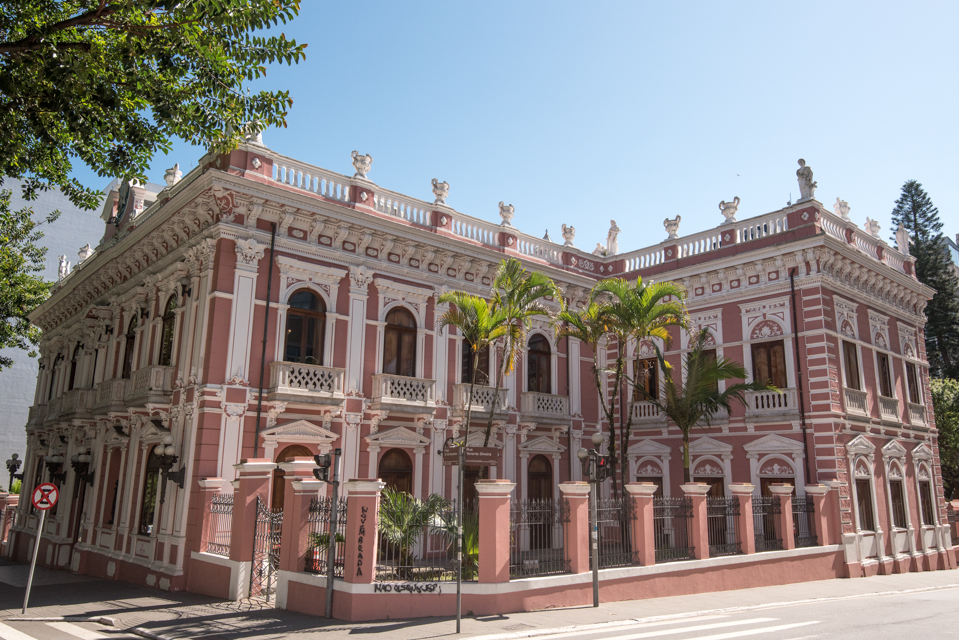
272,445 -> 312,509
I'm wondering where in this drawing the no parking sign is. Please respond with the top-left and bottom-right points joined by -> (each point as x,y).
31,482 -> 58,511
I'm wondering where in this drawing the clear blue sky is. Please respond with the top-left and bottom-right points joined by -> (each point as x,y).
72,1 -> 959,253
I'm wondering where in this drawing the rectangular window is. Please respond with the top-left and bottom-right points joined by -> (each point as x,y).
843,341 -> 861,391
889,480 -> 907,529
138,453 -> 161,536
751,341 -> 788,388
919,481 -> 935,526
856,479 -> 876,531
702,349 -> 719,393
877,353 -> 893,398
633,357 -> 659,401
461,343 -> 490,386
905,362 -> 920,404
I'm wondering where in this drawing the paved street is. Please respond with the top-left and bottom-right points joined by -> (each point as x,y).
0,558 -> 956,640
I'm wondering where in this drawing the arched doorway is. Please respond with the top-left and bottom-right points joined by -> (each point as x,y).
378,448 -> 413,494
528,455 -> 553,549
272,444 -> 313,509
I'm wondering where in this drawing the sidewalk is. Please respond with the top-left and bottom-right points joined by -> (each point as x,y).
1,558 -> 956,639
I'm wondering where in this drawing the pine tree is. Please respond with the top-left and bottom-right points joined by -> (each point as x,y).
890,180 -> 959,378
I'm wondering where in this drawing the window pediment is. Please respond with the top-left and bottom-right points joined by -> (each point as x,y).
743,434 -> 804,454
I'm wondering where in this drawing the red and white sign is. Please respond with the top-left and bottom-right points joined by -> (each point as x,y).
31,483 -> 59,511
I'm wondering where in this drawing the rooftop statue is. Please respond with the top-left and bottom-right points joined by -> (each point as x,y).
351,151 -> 372,180
796,158 -> 817,201
664,215 -> 681,240
499,202 -> 514,226
431,179 -> 449,205
719,197 -> 740,225
833,197 -> 850,221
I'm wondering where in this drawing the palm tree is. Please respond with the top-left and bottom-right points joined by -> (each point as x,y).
377,488 -> 447,580
591,278 -> 687,492
484,258 -> 562,447
636,329 -> 777,483
437,291 -> 508,443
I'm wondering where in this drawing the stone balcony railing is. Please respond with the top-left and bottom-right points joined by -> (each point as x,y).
520,391 -> 570,422
45,397 -> 63,423
27,404 -> 47,426
268,361 -> 345,404
94,377 -> 129,411
60,388 -> 94,418
371,373 -> 436,410
844,387 -> 869,418
126,365 -> 176,405
630,401 -> 667,425
878,396 -> 900,423
908,402 -> 926,427
744,388 -> 797,419
452,383 -> 507,416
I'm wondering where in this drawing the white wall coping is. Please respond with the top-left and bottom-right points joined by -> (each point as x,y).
559,482 -> 591,496
475,481 -> 516,496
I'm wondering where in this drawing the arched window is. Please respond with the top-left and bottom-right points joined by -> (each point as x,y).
68,343 -> 82,391
461,342 -> 490,386
383,308 -> 417,378
122,316 -> 138,379
138,450 -> 161,536
284,290 -> 326,365
158,295 -> 178,367
527,334 -> 551,393
378,448 -> 413,493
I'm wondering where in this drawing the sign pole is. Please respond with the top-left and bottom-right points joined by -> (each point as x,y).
22,509 -> 45,614
590,478 -> 599,607
324,448 -> 341,619
455,442 -> 464,634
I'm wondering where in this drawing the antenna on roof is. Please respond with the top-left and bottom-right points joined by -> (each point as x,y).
787,193 -> 792,206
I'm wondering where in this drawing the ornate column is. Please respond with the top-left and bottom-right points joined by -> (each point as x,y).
503,424 -> 518,482
429,419 -> 447,497
345,266 -> 373,395
225,237 -> 264,383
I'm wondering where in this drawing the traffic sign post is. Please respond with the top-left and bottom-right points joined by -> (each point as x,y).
23,482 -> 59,614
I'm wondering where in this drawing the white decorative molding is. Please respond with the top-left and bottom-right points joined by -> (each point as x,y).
868,310 -> 890,350
833,295 -> 860,340
881,439 -> 907,460
740,296 -> 790,342
234,237 -> 264,272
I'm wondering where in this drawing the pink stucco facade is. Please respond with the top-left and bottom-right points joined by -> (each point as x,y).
5,140 -> 953,615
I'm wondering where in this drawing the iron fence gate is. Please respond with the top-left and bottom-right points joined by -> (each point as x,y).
509,498 -> 571,578
203,492 -> 233,557
305,496 -> 348,576
706,496 -> 742,557
792,495 -> 818,548
753,495 -> 783,552
592,497 -> 636,569
653,496 -> 694,562
250,496 -> 283,601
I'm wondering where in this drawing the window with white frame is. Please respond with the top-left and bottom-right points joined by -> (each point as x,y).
876,352 -> 893,399
842,341 -> 861,391
888,476 -> 907,529
855,477 -> 876,531
918,474 -> 936,526
905,362 -> 921,404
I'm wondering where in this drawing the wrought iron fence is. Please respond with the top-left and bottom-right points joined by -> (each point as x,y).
592,497 -> 636,569
249,497 -> 283,601
653,496 -> 694,562
305,496 -> 348,576
753,495 -> 783,552
792,495 -> 818,548
509,498 -> 570,578
202,492 -> 233,557
375,498 -> 478,582
706,496 -> 742,557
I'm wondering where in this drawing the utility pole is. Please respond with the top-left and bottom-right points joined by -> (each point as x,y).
313,449 -> 341,619
577,431 -> 609,608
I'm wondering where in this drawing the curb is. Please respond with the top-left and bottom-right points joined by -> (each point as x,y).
2,616 -> 118,626
130,628 -> 177,640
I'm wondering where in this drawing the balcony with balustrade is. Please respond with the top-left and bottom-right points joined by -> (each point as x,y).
744,388 -> 798,420
60,388 -> 95,420
371,373 -> 436,413
843,387 -> 869,419
907,402 -> 927,428
452,383 -> 507,417
630,401 -> 667,427
94,377 -> 129,412
520,392 -> 570,423
878,395 -> 901,425
126,365 -> 177,406
268,361 -> 346,405
27,404 -> 47,428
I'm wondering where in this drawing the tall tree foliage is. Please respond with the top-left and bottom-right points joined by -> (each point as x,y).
890,180 -> 959,378
931,379 -> 959,499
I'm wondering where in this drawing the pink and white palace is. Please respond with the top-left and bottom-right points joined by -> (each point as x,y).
2,141 -> 956,620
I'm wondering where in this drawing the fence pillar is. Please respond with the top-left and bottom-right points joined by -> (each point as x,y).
823,480 -> 845,545
559,482 -> 590,574
625,483 -> 657,566
196,478 -> 225,554
343,479 -> 384,584
229,460 -> 276,564
770,483 -> 795,551
729,483 -> 756,555
279,459 -> 322,574
476,480 -> 515,583
805,484 -> 830,546
681,483 -> 711,559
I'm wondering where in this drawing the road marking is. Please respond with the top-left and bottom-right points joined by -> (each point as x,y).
46,622 -> 110,639
0,622 -> 38,640
578,618 -> 779,640
512,616 -> 730,639
683,621 -> 820,640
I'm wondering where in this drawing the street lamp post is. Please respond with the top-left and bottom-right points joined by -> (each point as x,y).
153,434 -> 186,504
577,431 -> 609,608
5,453 -> 21,492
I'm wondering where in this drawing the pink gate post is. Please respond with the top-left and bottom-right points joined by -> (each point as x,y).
279,458 -> 325,574
729,483 -> 756,555
805,484 -> 831,546
229,459 -> 276,598
343,480 -> 385,584
625,483 -> 657,566
681,483 -> 711,560
475,480 -> 515,583
769,483 -> 796,551
559,483 -> 590,574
